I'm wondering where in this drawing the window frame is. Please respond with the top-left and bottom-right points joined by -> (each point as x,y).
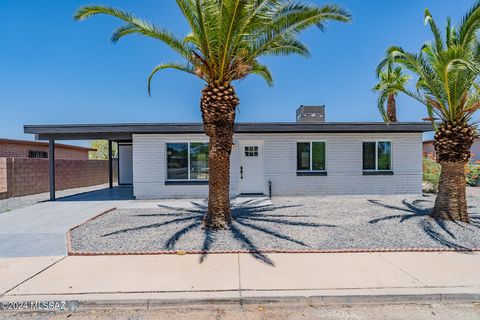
362,140 -> 392,172
296,141 -> 327,173
165,141 -> 209,181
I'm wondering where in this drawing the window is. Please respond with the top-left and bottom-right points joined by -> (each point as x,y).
297,142 -> 326,171
362,141 -> 392,171
167,142 -> 209,180
244,146 -> 258,157
28,150 -> 48,158
190,143 -> 209,180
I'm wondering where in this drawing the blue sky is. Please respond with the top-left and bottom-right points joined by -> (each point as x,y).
0,0 -> 475,144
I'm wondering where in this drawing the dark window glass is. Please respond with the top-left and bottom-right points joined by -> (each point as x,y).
190,143 -> 209,180
297,142 -> 310,171
312,142 -> 326,171
378,141 -> 392,170
244,146 -> 258,157
362,142 -> 376,170
167,143 -> 188,180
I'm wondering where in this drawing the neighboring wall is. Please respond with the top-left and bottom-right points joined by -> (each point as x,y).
422,141 -> 435,157
471,140 -> 480,161
0,158 -> 7,196
0,141 -> 91,160
133,132 -> 423,199
0,158 -> 118,198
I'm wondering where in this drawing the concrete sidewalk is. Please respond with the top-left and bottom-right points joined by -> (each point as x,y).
1,252 -> 479,308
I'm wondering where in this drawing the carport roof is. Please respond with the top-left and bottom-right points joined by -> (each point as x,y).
24,122 -> 433,141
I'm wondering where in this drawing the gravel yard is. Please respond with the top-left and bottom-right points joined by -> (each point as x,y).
70,188 -> 480,260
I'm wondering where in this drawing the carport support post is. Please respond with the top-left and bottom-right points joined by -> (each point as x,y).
108,140 -> 113,189
49,139 -> 56,201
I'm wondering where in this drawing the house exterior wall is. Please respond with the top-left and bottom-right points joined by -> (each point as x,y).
0,141 -> 91,160
133,132 -> 423,199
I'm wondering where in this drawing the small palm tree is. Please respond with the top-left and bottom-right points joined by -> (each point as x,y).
74,1 -> 351,229
373,62 -> 409,122
379,4 -> 480,222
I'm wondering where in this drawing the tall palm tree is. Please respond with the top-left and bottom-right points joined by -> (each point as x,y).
74,1 -> 351,229
373,62 -> 409,122
379,4 -> 480,222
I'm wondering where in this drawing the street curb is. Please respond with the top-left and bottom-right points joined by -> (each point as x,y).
4,292 -> 478,312
55,293 -> 480,311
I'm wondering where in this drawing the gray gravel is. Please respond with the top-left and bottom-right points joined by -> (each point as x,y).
0,184 -> 110,213
70,188 -> 480,259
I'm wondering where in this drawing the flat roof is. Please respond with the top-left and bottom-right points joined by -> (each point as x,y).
24,122 -> 434,141
0,138 -> 96,151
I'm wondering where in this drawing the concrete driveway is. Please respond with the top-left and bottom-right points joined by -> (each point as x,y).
0,186 -> 134,258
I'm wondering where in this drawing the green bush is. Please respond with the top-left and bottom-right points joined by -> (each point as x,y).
423,157 -> 440,192
466,164 -> 480,186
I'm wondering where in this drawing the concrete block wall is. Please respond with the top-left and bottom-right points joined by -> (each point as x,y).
0,158 -> 118,198
0,158 -> 7,199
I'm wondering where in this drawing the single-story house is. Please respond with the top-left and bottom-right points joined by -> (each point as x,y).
423,137 -> 480,162
24,107 -> 432,200
0,138 -> 95,160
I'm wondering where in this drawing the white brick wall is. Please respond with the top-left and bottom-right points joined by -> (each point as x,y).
133,132 -> 423,199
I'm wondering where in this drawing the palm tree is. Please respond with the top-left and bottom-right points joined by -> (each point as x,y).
373,61 -> 409,122
379,4 -> 480,222
74,1 -> 351,229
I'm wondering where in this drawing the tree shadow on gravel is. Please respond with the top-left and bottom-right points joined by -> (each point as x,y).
102,199 -> 337,266
367,199 -> 480,250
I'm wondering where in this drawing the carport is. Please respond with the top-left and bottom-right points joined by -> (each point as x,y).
24,123 -> 211,201
24,124 -> 135,201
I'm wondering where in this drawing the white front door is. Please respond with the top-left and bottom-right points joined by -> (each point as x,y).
119,144 -> 133,185
239,142 -> 264,194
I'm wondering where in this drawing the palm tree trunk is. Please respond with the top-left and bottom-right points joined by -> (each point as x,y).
432,161 -> 469,222
387,94 -> 397,122
430,121 -> 475,223
200,81 -> 239,229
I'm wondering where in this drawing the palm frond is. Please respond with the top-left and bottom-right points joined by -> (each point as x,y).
75,1 -> 351,89
379,4 -> 480,126
75,6 -> 194,60
147,63 -> 197,96
424,9 -> 443,53
249,62 -> 274,86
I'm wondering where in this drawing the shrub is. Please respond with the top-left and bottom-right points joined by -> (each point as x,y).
423,156 -> 440,193
466,163 -> 480,186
